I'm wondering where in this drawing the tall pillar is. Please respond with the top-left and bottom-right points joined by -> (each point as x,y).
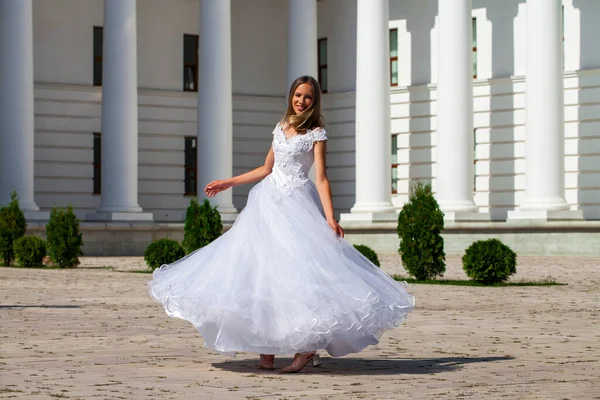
508,0 -> 581,220
341,0 -> 396,224
436,0 -> 486,221
287,0 -> 318,88
0,0 -> 46,219
90,0 -> 152,221
198,0 -> 237,222
287,0 -> 319,182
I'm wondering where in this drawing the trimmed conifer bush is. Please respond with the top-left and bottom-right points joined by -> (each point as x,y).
14,236 -> 46,267
397,181 -> 446,280
144,238 -> 185,271
46,206 -> 83,268
462,239 -> 517,284
0,191 -> 27,266
354,244 -> 381,267
182,198 -> 222,254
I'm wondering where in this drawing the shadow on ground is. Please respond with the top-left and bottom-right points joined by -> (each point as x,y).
212,356 -> 513,375
0,305 -> 82,309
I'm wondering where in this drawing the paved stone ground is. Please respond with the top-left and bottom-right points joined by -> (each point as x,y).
1,255 -> 599,400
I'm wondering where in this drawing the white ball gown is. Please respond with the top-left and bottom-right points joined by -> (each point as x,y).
148,123 -> 415,357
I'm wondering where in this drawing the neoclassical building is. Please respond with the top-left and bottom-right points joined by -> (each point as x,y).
1,0 -> 599,255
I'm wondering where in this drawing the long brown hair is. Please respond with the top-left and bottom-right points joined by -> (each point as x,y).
282,76 -> 326,131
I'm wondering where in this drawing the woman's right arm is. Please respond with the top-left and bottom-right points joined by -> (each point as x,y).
205,147 -> 275,197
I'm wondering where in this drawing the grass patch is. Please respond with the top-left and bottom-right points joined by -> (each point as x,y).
120,269 -> 153,274
392,275 -> 566,287
0,264 -> 62,269
49,393 -> 69,398
0,388 -> 24,393
1,265 -> 114,270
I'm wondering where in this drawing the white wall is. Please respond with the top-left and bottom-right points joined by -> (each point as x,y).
388,0 -> 600,84
32,0 -> 103,85
33,84 -> 285,221
390,71 -> 600,220
389,0 -> 438,85
26,0 -> 600,221
32,0 -> 287,94
317,0 -> 357,93
137,0 -> 199,90
384,0 -> 600,220
231,0 -> 287,96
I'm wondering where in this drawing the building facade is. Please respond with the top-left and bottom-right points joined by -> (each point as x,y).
1,0 -> 599,255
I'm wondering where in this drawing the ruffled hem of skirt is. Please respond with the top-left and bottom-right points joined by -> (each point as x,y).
148,280 -> 415,357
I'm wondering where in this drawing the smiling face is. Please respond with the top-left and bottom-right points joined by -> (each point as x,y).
292,83 -> 314,115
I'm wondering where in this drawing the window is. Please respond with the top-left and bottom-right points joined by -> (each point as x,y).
472,18 -> 477,79
389,28 -> 398,86
93,27 -> 103,86
391,134 -> 399,194
318,38 -> 328,93
93,133 -> 102,194
184,137 -> 197,196
183,34 -> 199,91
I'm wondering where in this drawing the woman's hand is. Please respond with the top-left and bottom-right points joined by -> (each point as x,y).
327,218 -> 345,238
204,180 -> 232,197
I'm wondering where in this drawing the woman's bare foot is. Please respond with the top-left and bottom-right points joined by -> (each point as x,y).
259,354 -> 275,370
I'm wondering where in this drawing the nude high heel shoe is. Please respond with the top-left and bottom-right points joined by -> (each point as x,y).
281,352 -> 318,373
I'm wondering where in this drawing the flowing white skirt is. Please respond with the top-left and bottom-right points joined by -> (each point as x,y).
148,177 -> 415,357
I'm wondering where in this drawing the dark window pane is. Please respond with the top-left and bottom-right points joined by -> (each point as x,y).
320,68 -> 328,93
391,60 -> 398,86
94,61 -> 103,86
318,39 -> 327,65
93,133 -> 101,194
184,67 -> 196,91
94,27 -> 103,57
93,27 -> 103,86
184,137 -> 197,196
184,35 -> 198,65
183,34 -> 199,91
389,29 -> 398,57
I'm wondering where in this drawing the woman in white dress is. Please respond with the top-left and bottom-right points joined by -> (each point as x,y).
148,76 -> 415,373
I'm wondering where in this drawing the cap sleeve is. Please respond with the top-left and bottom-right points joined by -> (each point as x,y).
311,127 -> 328,143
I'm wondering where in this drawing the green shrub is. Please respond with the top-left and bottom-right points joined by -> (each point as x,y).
14,236 -> 46,267
354,244 -> 380,267
397,181 -> 446,280
46,206 -> 83,268
182,198 -> 222,254
0,191 -> 27,266
462,239 -> 517,284
144,238 -> 185,271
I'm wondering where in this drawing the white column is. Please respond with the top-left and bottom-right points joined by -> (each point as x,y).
341,0 -> 395,223
436,0 -> 486,221
0,0 -> 45,218
91,0 -> 152,221
508,0 -> 581,220
287,0 -> 318,88
198,0 -> 237,222
287,0 -> 319,182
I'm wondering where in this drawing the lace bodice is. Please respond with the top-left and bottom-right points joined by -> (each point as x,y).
268,123 -> 328,191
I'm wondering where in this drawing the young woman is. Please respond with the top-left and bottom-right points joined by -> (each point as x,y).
149,76 -> 414,373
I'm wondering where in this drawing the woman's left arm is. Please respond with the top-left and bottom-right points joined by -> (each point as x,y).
314,141 -> 344,238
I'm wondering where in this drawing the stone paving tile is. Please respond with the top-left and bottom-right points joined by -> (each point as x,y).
1,255 -> 599,399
